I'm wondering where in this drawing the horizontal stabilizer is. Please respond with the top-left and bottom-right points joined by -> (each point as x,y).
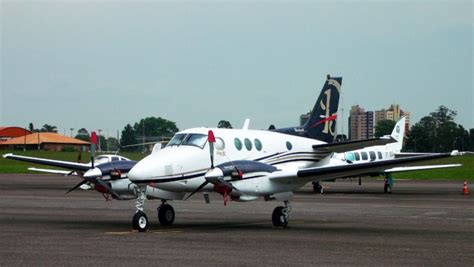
312,137 -> 396,153
384,164 -> 462,173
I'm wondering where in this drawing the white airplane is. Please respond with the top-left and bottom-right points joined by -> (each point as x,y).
3,132 -> 139,199
3,75 -> 343,205
126,118 -> 463,231
310,117 -> 461,193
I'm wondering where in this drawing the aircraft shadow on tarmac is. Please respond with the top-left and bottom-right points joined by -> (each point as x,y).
4,215 -> 465,237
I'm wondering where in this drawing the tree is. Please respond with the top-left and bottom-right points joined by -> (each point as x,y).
107,137 -> 119,152
405,106 -> 466,152
469,129 -> 474,151
120,124 -> 138,152
74,128 -> 90,142
41,124 -> 57,133
217,120 -> 233,129
374,120 -> 396,137
28,123 -> 35,132
133,117 -> 179,142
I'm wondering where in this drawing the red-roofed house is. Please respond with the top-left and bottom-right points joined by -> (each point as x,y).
0,127 -> 31,141
0,132 -> 90,151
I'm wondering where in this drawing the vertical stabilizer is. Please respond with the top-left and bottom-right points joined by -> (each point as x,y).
388,117 -> 406,153
302,75 -> 342,143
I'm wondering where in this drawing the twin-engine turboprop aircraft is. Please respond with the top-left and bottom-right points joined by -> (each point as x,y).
126,120 -> 463,231
3,132 -> 139,199
3,75 -> 342,202
310,117 -> 461,193
2,75 -> 465,232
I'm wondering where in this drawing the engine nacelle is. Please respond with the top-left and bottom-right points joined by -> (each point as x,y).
108,179 -> 137,197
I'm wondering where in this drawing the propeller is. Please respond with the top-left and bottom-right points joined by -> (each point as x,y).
185,130 -> 241,203
65,131 -> 122,199
185,130 -> 216,200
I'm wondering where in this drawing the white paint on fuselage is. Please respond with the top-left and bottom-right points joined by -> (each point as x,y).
128,127 -> 325,193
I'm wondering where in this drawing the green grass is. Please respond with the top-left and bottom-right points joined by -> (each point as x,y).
1,150 -> 472,180
0,150 -> 147,173
393,155 -> 474,180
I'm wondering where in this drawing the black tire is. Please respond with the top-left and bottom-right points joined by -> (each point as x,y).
384,184 -> 392,194
132,211 -> 149,232
158,204 -> 175,226
313,182 -> 323,193
272,206 -> 288,228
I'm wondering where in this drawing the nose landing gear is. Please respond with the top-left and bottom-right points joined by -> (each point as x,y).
132,187 -> 149,232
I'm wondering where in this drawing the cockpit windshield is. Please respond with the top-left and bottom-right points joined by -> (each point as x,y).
168,134 -> 187,146
167,133 -> 208,149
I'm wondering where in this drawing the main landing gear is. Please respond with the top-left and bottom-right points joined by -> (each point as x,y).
272,201 -> 292,228
384,173 -> 393,194
312,182 -> 323,194
157,201 -> 175,226
131,187 -> 177,232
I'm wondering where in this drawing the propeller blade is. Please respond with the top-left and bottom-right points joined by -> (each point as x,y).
66,179 -> 88,194
218,178 -> 242,195
90,131 -> 97,168
96,179 -> 123,200
185,181 -> 209,200
208,130 -> 216,168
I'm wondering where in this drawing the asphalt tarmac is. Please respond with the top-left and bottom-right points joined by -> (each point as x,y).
0,174 -> 473,266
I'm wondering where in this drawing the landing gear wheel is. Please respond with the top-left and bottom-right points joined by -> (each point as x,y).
384,183 -> 392,194
132,211 -> 149,232
272,206 -> 288,228
312,182 -> 323,194
158,204 -> 175,226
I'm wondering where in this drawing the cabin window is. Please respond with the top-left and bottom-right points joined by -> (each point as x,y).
361,152 -> 368,160
111,157 -> 119,161
286,141 -> 293,150
369,151 -> 376,161
377,151 -> 383,159
345,152 -> 355,162
354,152 -> 361,161
244,138 -> 253,151
254,139 -> 262,151
168,134 -> 187,146
234,138 -> 242,151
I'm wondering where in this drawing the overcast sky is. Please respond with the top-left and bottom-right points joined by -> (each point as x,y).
1,0 -> 472,137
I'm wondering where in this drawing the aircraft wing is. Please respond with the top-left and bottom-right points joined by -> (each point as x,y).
27,167 -> 77,175
312,137 -> 396,153
271,152 -> 457,184
3,153 -> 92,172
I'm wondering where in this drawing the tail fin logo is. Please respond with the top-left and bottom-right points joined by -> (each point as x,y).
311,88 -> 337,136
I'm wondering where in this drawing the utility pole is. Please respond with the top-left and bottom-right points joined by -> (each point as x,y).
142,120 -> 145,153
24,126 -> 27,151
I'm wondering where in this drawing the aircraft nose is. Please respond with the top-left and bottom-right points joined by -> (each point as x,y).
83,167 -> 102,179
128,161 -> 152,181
